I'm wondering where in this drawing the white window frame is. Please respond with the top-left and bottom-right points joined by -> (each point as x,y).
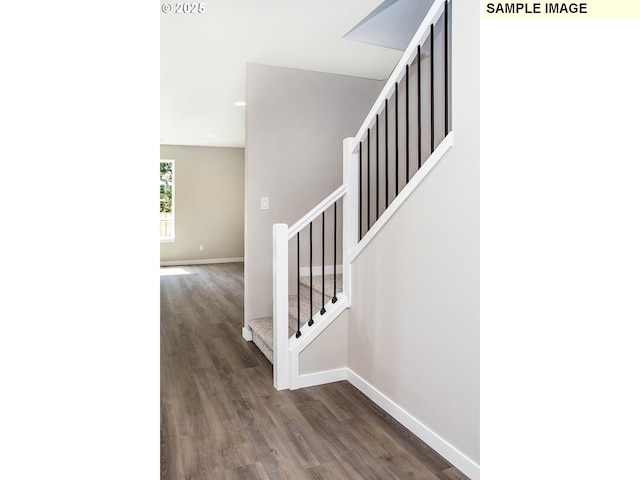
160,159 -> 175,242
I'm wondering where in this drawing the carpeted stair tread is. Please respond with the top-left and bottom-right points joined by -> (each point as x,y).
252,329 -> 273,364
249,274 -> 344,364
249,314 -> 298,364
290,291 -> 328,323
299,274 -> 343,298
248,317 -> 274,350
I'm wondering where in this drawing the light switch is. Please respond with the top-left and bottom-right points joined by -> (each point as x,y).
261,197 -> 269,210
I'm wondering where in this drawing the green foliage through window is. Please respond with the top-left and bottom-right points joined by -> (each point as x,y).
160,160 -> 174,239
160,161 -> 173,213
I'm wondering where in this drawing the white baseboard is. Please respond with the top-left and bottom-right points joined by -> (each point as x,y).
346,369 -> 480,480
242,326 -> 253,342
296,367 -> 347,389
299,264 -> 343,277
287,294 -> 348,390
289,365 -> 479,478
160,257 -> 244,267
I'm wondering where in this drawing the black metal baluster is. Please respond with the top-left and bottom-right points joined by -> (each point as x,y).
418,44 -> 422,169
385,98 -> 389,208
320,212 -> 326,315
444,0 -> 449,134
332,201 -> 337,303
296,232 -> 301,338
430,23 -> 435,154
308,221 -> 314,326
367,129 -> 371,232
405,64 -> 409,184
375,114 -> 379,220
359,143 -> 362,241
395,82 -> 399,197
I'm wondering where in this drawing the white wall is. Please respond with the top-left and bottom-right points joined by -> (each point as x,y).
299,310 -> 348,375
346,0 -> 480,466
160,145 -> 244,264
244,63 -> 384,328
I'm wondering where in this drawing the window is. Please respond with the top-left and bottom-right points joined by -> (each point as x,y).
160,160 -> 175,241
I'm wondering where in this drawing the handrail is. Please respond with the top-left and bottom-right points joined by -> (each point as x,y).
271,0 -> 452,393
287,184 -> 348,240
351,0 -> 446,154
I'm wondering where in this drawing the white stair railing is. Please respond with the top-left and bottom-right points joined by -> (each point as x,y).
271,0 -> 452,390
272,138 -> 357,390
351,0 -> 447,150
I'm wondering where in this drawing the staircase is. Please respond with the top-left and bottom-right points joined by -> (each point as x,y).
239,2 -> 480,477
249,274 -> 343,363
245,0 -> 452,389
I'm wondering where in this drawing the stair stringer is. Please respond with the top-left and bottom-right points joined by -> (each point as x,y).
287,293 -> 349,390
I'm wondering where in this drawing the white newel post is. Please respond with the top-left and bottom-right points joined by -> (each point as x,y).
343,137 -> 358,306
273,223 -> 290,390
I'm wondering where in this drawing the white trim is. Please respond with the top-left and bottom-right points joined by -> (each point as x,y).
288,294 -> 348,355
343,137 -> 359,307
160,159 -> 176,241
288,185 -> 348,240
242,327 -> 253,342
350,133 -> 454,263
296,368 -> 347,389
288,294 -> 348,390
347,369 -> 480,480
288,366 -> 480,478
273,224 -> 290,390
160,257 -> 243,267
351,0 -> 446,151
298,265 -> 344,277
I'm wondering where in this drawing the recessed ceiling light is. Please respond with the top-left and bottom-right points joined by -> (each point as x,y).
234,101 -> 246,106
206,134 -> 216,138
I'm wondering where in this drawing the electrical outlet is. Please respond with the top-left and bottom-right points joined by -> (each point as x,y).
199,245 -> 204,251
261,197 -> 269,210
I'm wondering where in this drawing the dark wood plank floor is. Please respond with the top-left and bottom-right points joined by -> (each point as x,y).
161,263 -> 469,480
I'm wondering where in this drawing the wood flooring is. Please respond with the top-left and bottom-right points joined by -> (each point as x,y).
161,263 -> 469,480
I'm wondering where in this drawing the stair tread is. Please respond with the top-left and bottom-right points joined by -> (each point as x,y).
299,273 -> 343,296
249,316 -> 295,345
248,316 -> 274,350
249,273 -> 344,364
252,331 -> 273,364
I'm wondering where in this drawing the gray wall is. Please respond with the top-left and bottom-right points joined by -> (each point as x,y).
299,310 -> 348,375
244,63 -> 383,326
160,145 -> 244,264
347,0 -> 480,465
